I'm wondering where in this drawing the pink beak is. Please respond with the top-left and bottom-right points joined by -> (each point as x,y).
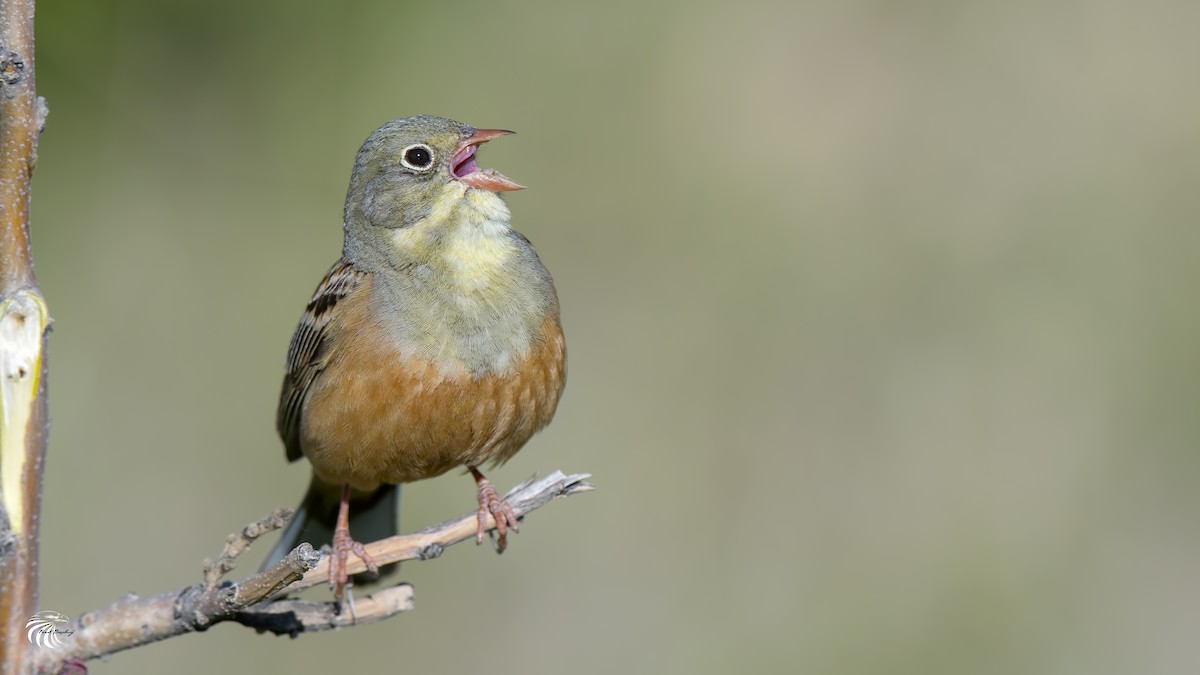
449,128 -> 526,192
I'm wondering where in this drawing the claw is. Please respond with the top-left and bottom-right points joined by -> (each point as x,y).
470,467 -> 520,553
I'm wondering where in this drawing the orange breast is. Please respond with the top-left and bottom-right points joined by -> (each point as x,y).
298,294 -> 565,491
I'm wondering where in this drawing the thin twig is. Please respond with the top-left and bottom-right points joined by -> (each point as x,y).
292,471 -> 593,591
235,584 -> 415,635
203,507 -> 294,589
32,470 -> 591,673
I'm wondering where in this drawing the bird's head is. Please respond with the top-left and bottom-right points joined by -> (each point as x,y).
342,116 -> 524,264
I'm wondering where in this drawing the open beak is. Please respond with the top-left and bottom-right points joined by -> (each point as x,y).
449,128 -> 526,192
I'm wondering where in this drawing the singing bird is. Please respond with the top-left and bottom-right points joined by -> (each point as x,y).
262,115 -> 566,600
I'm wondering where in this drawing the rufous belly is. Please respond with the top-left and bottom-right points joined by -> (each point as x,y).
299,316 -> 565,491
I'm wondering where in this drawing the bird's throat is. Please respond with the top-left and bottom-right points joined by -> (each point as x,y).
442,218 -> 516,291
389,184 -> 517,293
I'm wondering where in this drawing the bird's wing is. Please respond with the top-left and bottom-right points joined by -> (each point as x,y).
277,258 -> 369,462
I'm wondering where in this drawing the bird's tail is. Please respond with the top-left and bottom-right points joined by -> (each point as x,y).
261,473 -> 400,580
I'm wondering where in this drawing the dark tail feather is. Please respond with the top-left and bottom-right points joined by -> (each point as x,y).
261,474 -> 401,582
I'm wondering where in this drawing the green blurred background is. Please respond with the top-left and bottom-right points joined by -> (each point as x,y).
28,0 -> 1199,673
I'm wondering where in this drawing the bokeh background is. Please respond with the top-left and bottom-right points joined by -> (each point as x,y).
29,0 -> 1199,673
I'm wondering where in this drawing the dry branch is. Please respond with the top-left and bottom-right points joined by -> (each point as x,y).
203,507 -> 294,589
294,471 -> 593,590
32,471 -> 591,673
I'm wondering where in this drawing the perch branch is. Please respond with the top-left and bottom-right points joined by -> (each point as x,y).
32,470 -> 591,673
293,470 -> 593,590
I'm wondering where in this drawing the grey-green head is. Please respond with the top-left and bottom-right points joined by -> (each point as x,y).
342,115 -> 525,268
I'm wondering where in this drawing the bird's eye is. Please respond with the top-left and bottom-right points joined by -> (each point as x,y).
401,144 -> 434,171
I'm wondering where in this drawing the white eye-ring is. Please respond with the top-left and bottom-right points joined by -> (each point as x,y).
400,143 -> 435,171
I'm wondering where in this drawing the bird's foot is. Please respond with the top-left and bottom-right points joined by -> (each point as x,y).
330,525 -> 379,603
470,467 -> 519,553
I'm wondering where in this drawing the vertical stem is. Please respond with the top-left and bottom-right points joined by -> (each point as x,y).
0,1 -> 47,674
0,0 -> 39,291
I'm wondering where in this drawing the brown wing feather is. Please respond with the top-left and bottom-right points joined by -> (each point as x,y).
277,259 -> 369,462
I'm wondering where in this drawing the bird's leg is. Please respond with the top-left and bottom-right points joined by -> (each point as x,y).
470,466 -> 520,553
329,483 -> 380,603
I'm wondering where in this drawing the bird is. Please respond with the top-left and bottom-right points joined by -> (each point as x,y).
261,115 -> 566,602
